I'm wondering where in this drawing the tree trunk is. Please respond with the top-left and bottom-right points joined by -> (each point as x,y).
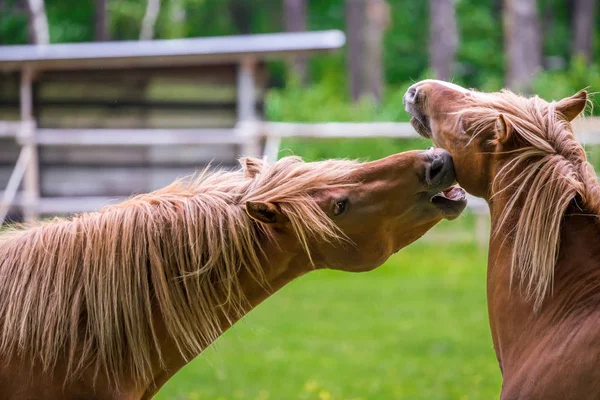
503,0 -> 542,92
572,0 -> 595,63
428,0 -> 458,81
362,0 -> 388,103
492,0 -> 503,18
229,0 -> 253,34
346,0 -> 364,102
345,0 -> 388,103
140,0 -> 161,41
26,0 -> 49,44
95,0 -> 109,41
283,0 -> 308,84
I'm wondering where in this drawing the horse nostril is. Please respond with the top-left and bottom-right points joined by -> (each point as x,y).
426,154 -> 445,185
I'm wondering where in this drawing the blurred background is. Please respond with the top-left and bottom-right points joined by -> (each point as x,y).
0,0 -> 599,399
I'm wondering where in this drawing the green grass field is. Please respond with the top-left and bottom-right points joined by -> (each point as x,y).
156,215 -> 502,400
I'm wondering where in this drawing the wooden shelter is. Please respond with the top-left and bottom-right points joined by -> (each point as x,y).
0,30 -> 345,221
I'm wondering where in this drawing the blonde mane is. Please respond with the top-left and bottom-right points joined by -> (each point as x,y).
461,90 -> 600,310
0,155 -> 357,387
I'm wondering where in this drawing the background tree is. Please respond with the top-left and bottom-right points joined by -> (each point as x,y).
95,0 -> 109,41
229,0 -> 253,34
140,0 -> 161,40
345,0 -> 364,102
363,0 -> 389,103
345,0 -> 388,103
283,0 -> 308,84
428,0 -> 458,81
503,0 -> 542,91
571,0 -> 595,63
26,0 -> 48,44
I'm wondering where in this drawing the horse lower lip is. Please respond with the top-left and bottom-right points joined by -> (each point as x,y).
430,187 -> 466,202
410,116 -> 431,138
430,187 -> 468,220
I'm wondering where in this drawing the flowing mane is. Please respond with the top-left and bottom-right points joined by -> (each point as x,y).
459,90 -> 600,310
0,155 -> 357,387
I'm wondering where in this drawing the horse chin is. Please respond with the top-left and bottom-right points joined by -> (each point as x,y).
328,257 -> 390,273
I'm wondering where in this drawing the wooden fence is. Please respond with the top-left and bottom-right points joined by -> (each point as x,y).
2,117 -> 599,245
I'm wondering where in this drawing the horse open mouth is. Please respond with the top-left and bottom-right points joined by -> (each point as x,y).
430,186 -> 467,220
410,115 -> 432,139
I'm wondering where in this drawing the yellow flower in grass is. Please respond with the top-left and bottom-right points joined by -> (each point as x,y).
318,390 -> 331,400
304,380 -> 318,393
257,389 -> 270,400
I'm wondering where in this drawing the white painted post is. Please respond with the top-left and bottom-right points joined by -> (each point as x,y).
474,212 -> 488,248
20,66 -> 40,223
264,133 -> 282,162
237,57 -> 262,157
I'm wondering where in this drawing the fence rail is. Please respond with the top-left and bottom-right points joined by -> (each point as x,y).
1,117 -> 600,245
257,118 -> 600,246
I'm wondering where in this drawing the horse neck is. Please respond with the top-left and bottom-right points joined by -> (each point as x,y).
486,194 -> 600,368
143,240 -> 311,397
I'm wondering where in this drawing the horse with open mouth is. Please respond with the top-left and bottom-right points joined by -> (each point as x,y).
0,152 -> 465,399
404,79 -> 600,399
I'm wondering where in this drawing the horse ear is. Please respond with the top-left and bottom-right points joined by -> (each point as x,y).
556,90 -> 588,121
496,114 -> 513,144
245,201 -> 285,224
240,157 -> 264,179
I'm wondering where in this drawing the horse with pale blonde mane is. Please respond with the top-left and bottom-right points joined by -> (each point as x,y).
405,79 -> 600,399
0,152 -> 466,399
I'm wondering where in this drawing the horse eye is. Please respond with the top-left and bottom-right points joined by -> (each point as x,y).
333,199 -> 348,216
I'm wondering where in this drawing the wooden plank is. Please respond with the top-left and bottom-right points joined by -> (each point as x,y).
0,108 -> 21,122
40,146 -> 148,165
33,128 -> 246,146
261,121 -> 418,138
37,144 -> 237,166
37,65 -> 240,84
39,167 -> 194,197
0,121 -> 25,137
38,107 -> 237,129
0,195 -> 126,216
0,30 -> 345,72
0,142 -> 238,166
147,144 -> 237,165
38,81 -> 150,102
146,82 -> 264,103
38,83 -> 265,104
0,74 -> 19,100
0,140 -> 20,163
38,196 -> 125,215
34,64 -> 267,108
35,165 -> 236,197
145,109 -> 236,129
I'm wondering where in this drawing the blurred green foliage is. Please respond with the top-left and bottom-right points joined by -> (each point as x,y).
2,0 -> 599,89
1,0 -> 599,163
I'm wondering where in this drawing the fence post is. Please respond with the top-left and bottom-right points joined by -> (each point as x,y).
474,212 -> 489,248
237,57 -> 262,157
20,66 -> 39,223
